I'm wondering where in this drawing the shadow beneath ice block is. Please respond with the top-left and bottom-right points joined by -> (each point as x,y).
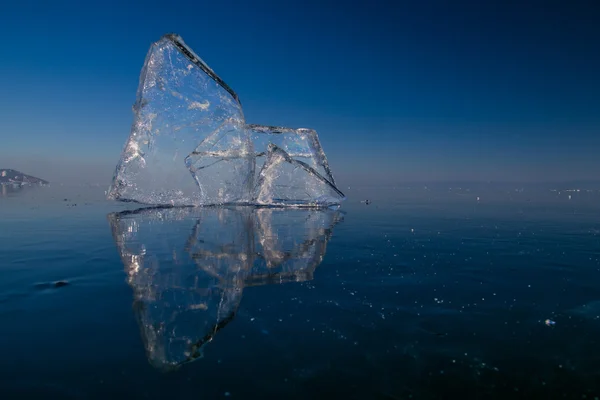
107,206 -> 343,371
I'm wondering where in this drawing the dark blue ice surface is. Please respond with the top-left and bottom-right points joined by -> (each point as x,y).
1,183 -> 599,399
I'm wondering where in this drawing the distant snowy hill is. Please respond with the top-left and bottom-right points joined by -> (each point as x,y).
0,169 -> 49,185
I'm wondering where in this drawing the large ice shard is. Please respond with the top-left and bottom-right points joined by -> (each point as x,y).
107,206 -> 343,370
108,34 -> 344,207
107,34 -> 244,206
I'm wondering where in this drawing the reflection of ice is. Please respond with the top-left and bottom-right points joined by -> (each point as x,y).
107,206 -> 343,370
107,34 -> 344,207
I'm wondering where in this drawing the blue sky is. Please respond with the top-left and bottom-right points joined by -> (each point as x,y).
0,0 -> 599,185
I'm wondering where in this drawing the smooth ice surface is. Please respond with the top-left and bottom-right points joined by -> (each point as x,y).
108,34 -> 344,207
4,186 -> 600,398
108,206 -> 343,369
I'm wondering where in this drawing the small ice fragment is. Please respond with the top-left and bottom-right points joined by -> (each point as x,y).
253,143 -> 344,207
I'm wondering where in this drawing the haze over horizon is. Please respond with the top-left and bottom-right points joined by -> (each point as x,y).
1,1 -> 599,188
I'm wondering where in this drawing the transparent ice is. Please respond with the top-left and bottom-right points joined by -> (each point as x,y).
107,34 -> 345,207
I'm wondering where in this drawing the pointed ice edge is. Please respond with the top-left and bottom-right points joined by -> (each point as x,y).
246,124 -> 337,187
254,143 -> 345,207
164,34 -> 240,104
108,33 -> 346,208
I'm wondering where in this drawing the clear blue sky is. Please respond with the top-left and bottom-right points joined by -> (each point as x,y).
1,0 -> 599,185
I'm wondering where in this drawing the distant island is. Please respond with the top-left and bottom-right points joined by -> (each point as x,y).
0,169 -> 49,186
